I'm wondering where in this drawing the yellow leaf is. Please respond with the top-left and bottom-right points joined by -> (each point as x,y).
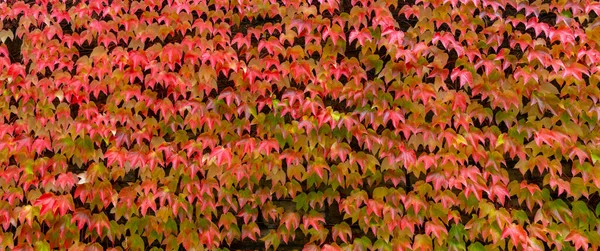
0,30 -> 14,43
455,135 -> 467,146
496,134 -> 505,147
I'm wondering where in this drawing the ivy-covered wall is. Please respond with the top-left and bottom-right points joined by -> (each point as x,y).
2,0 -> 600,250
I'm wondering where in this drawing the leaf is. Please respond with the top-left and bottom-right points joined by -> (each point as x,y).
348,28 -> 373,46
322,244 -> 342,251
565,230 -> 589,251
301,210 -> 326,233
280,212 -> 301,232
572,201 -> 594,224
425,220 -> 448,245
33,193 -> 56,216
261,230 -> 281,250
56,173 -> 78,191
468,242 -> 486,251
33,241 -> 50,251
0,30 -> 13,43
412,234 -> 432,250
332,222 -> 352,242
218,212 -> 237,230
495,134 -> 505,147
353,236 -> 373,250
91,213 -> 111,237
210,147 -> 233,167
71,209 -> 91,231
241,222 -> 260,241
501,223 -> 527,248
139,194 -> 157,216
591,150 -> 600,164
450,68 -> 473,88
595,201 -> 600,217
128,234 -> 145,251
0,232 -> 14,250
487,184 -> 510,205
361,54 -> 384,73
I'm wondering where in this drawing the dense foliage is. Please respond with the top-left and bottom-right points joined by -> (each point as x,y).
2,0 -> 600,250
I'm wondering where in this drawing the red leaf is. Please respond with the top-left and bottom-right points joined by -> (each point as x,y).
117,187 -> 137,209
321,24 -> 345,46
425,220 -> 448,244
33,193 -> 56,216
308,162 -> 330,179
302,210 -> 326,231
258,138 -> 280,156
280,212 -> 301,231
487,183 -> 510,205
565,230 -> 589,251
329,142 -> 351,162
90,213 -> 111,237
348,28 -> 372,46
502,223 -> 528,249
561,62 -> 589,81
34,194 -> 74,216
534,128 -> 571,147
56,172 -> 78,191
71,209 -> 91,231
450,68 -> 473,88
210,147 -> 233,167
568,146 -> 590,165
138,194 -> 157,217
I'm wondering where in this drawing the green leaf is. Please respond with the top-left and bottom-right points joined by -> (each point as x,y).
372,187 -> 388,201
147,229 -> 163,246
361,54 -> 384,73
354,236 -> 373,249
448,238 -> 466,250
174,130 -> 189,144
591,150 -> 600,164
545,199 -> 572,224
570,177 -> 588,199
261,230 -> 281,250
373,239 -> 391,250
512,210 -> 529,225
129,234 -> 145,251
126,217 -> 141,234
413,234 -> 432,250
0,232 -> 14,250
448,224 -> 466,240
572,201 -> 593,224
293,193 -> 308,211
34,241 -> 50,251
468,242 -> 486,251
23,159 -> 34,175
76,136 -> 94,152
